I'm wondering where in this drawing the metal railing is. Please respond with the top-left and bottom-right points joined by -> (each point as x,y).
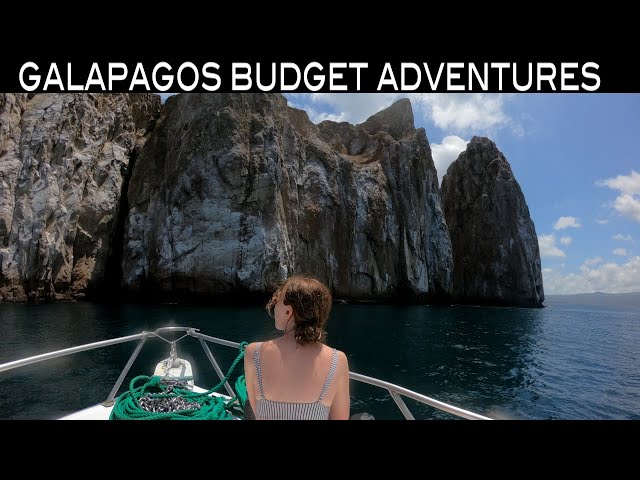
0,326 -> 492,420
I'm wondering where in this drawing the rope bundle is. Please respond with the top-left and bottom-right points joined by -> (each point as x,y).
110,342 -> 248,420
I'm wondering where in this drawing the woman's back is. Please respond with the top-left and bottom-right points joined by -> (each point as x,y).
243,275 -> 350,420
245,339 -> 349,420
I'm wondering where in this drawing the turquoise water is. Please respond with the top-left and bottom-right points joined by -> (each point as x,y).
0,301 -> 638,419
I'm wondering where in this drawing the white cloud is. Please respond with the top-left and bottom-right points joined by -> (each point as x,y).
554,216 -> 581,230
409,94 -> 512,133
613,194 -> 640,222
538,234 -> 566,258
595,219 -> 609,225
597,170 -> 640,195
543,256 -> 640,294
431,135 -> 468,183
286,93 -> 518,135
613,248 -> 629,257
559,236 -> 573,246
554,217 -> 581,230
597,171 -> 640,223
612,234 -> 633,241
583,257 -> 603,267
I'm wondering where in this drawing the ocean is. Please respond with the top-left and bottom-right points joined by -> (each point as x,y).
0,300 -> 638,420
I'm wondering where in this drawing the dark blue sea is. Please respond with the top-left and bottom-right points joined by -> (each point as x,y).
0,301 -> 638,420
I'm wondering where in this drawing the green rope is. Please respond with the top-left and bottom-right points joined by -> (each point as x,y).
110,341 -> 248,420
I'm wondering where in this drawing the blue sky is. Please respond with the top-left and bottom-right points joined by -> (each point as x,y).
160,93 -> 640,294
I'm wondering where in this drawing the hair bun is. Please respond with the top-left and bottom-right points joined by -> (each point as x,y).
294,324 -> 326,345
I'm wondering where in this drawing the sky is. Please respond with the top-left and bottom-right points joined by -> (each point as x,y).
161,93 -> 640,295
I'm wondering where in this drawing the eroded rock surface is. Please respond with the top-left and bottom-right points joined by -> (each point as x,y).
0,93 -> 160,301
122,95 -> 453,302
441,136 -> 544,307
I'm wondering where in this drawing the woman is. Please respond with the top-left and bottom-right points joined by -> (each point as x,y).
244,275 -> 350,420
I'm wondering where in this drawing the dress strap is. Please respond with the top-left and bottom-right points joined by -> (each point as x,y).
318,348 -> 339,401
253,342 -> 265,399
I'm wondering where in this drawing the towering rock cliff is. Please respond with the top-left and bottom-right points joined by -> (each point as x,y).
2,94 -> 542,307
122,94 -> 453,302
441,136 -> 544,307
0,93 -> 161,301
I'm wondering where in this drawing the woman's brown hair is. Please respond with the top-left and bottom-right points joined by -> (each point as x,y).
266,275 -> 333,345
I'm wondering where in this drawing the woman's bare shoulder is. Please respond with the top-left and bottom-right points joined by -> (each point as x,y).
324,345 -> 349,367
337,350 -> 349,370
244,342 -> 262,361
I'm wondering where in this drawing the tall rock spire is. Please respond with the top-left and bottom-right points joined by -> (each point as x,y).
441,136 -> 544,307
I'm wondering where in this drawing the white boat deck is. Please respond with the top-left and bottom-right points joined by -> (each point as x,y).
60,386 -> 231,420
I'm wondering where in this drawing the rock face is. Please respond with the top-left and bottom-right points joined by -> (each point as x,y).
0,94 -> 544,307
0,93 -> 161,301
122,94 -> 453,302
441,136 -> 544,307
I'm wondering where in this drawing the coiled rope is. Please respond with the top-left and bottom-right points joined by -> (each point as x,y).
110,341 -> 248,420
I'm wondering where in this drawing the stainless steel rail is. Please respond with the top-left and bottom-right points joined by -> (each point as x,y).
0,333 -> 146,373
349,371 -> 491,420
0,326 -> 492,420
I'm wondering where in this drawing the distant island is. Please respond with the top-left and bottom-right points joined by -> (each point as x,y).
545,292 -> 640,309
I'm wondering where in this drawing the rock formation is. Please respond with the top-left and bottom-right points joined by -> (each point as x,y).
441,136 -> 544,307
122,94 -> 453,302
0,93 -> 161,301
1,93 -> 543,307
